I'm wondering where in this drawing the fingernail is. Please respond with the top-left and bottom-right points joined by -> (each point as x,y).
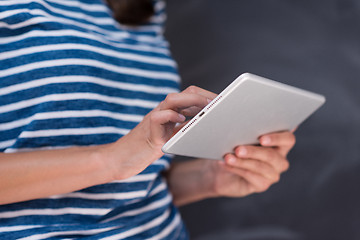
261,136 -> 271,145
178,114 -> 186,121
207,98 -> 212,103
227,156 -> 236,164
238,146 -> 247,156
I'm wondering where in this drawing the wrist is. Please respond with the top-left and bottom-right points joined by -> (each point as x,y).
167,159 -> 218,206
198,159 -> 221,199
103,129 -> 163,181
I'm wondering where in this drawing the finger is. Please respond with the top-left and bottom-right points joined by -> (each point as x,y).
234,146 -> 289,172
150,109 -> 186,126
149,110 -> 187,146
224,154 -> 279,182
259,131 -> 296,156
180,106 -> 203,117
160,93 -> 211,111
183,85 -> 218,100
223,164 -> 274,193
259,131 -> 296,148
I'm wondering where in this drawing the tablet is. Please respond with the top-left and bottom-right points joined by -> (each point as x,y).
161,73 -> 326,160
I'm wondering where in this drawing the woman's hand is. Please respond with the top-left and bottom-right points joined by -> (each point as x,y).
0,85 -> 216,205
208,131 -> 295,197
143,86 -> 216,152
109,86 -> 217,180
166,131 -> 295,206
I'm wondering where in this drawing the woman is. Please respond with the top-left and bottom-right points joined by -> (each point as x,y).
0,0 -> 295,239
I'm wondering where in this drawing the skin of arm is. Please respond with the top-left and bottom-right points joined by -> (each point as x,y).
0,127 -> 159,205
0,86 -> 212,205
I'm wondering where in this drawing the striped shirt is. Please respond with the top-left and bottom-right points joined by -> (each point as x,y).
0,0 -> 188,239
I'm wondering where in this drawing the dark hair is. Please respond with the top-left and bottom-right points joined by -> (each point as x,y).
106,0 -> 155,26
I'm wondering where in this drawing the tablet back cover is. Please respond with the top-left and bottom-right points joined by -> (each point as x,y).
162,73 -> 325,160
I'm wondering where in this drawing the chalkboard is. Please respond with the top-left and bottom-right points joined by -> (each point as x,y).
165,1 -> 360,239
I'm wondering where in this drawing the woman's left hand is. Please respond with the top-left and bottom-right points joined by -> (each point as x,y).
207,131 -> 295,197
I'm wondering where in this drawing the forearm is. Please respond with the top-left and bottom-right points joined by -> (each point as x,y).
0,87 -> 215,206
0,145 -> 111,205
166,159 -> 216,207
0,129 -> 160,205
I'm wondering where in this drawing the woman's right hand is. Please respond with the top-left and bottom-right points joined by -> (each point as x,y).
108,86 -> 217,180
144,86 -> 217,151
0,86 -> 217,204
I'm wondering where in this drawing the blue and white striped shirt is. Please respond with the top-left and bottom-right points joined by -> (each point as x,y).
0,0 -> 188,239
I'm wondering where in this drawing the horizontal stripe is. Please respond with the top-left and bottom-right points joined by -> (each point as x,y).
100,209 -> 171,240
0,207 -> 111,219
0,110 -> 142,130
0,8 -> 162,43
152,158 -> 170,169
43,0 -> 109,12
49,190 -> 147,201
0,0 -> 108,13
0,9 -> 110,29
0,58 -> 179,81
0,0 -> 166,30
0,29 -> 169,54
115,173 -> 158,183
149,12 -> 167,24
0,110 -> 143,131
13,0 -> 165,33
0,75 -> 177,97
18,226 -> 119,240
0,43 -> 176,67
0,1 -> 113,25
0,225 -> 44,233
0,15 -> 51,30
154,0 -> 166,12
102,193 -> 172,223
148,181 -> 168,197
117,24 -> 163,37
0,9 -> 163,37
0,139 -> 16,149
145,213 -> 180,240
18,127 -> 130,138
0,93 -> 159,114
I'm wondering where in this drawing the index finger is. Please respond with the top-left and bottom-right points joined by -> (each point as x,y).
183,85 -> 218,101
160,93 -> 210,111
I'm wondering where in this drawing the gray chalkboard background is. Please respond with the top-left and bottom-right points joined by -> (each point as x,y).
164,1 -> 360,239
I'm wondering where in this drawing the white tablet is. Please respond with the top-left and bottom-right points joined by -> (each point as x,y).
161,73 -> 326,160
